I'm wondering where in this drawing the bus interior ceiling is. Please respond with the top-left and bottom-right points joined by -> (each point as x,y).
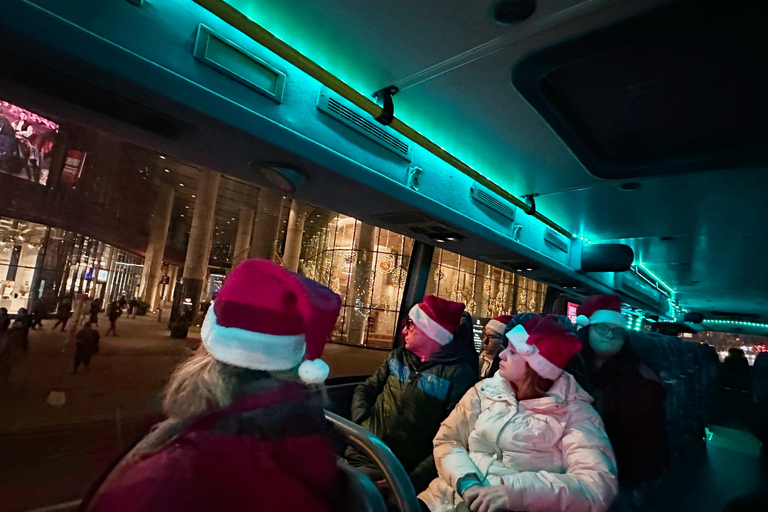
1,0 -> 768,507
2,0 -> 766,326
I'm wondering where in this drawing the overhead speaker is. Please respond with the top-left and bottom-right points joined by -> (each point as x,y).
684,312 -> 705,324
490,0 -> 536,24
580,244 -> 634,272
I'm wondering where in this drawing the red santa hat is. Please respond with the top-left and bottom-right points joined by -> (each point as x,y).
575,294 -> 626,329
505,314 -> 582,381
408,295 -> 465,346
485,314 -> 513,336
201,259 -> 341,384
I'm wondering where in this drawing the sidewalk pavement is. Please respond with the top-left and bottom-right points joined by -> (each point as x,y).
0,312 -> 388,512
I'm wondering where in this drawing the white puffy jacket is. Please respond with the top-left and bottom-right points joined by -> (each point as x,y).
418,372 -> 618,512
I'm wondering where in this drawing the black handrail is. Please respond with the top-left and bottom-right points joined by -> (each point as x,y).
325,410 -> 421,512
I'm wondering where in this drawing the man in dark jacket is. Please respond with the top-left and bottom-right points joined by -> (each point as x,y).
73,322 -> 100,373
348,295 -> 477,493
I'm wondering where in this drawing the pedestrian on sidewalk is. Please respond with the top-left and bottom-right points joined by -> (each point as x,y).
89,298 -> 100,325
128,298 -> 137,319
106,301 -> 121,337
12,308 -> 32,353
30,300 -> 47,330
0,307 -> 10,333
52,295 -> 73,332
79,297 -> 93,325
73,322 -> 100,373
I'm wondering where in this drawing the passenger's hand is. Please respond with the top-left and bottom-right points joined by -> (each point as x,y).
467,479 -> 508,512
462,485 -> 482,506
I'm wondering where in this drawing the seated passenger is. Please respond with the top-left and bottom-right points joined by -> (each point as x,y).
349,295 -> 477,493
567,295 -> 669,488
84,260 -> 344,512
722,347 -> 752,391
420,314 -> 618,512
478,315 -> 512,379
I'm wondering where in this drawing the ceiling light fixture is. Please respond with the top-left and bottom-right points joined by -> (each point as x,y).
248,161 -> 306,193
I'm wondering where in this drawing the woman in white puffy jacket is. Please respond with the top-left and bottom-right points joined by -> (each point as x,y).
419,315 -> 618,512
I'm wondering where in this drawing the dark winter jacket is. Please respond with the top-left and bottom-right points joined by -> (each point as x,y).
351,344 -> 477,491
85,382 -> 343,512
76,327 -> 100,354
566,340 -> 669,486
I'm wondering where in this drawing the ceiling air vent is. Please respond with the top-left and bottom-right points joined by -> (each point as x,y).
544,228 -> 570,253
317,89 -> 412,161
470,183 -> 516,222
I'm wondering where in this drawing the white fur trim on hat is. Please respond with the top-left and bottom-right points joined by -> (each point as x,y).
576,315 -> 590,328
202,306 -> 306,371
409,304 -> 453,346
506,324 -> 532,354
588,309 -> 626,328
508,325 -> 563,380
298,359 -> 329,384
485,319 -> 507,336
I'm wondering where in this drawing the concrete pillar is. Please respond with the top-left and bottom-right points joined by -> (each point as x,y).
473,262 -> 487,317
139,186 -> 174,310
282,199 -> 308,272
164,265 -> 178,302
231,207 -> 255,269
346,222 -> 376,345
251,188 -> 283,260
179,169 -> 220,314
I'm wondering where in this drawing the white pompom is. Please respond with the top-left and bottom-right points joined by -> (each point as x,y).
298,359 -> 330,385
576,315 -> 590,328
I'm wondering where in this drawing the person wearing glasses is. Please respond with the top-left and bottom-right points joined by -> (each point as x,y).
567,295 -> 669,495
478,315 -> 512,379
348,295 -> 478,494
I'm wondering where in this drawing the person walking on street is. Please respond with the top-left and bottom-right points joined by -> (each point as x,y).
89,298 -> 100,325
106,301 -> 121,337
30,300 -> 47,330
128,298 -> 138,319
73,322 -> 100,373
52,296 -> 73,332
0,307 -> 10,333
12,308 -> 31,353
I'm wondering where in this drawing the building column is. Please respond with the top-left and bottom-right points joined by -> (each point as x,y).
179,169 -> 220,316
250,188 -> 283,260
139,186 -> 174,310
164,265 -> 179,302
231,207 -> 254,269
346,223 -> 376,346
282,199 -> 308,272
473,262 -> 487,317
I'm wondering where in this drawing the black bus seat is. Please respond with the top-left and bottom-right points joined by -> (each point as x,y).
337,459 -> 388,512
325,375 -> 370,419
325,410 -> 421,512
628,332 -> 719,461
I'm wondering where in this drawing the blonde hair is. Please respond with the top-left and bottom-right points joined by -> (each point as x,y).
162,346 -> 233,420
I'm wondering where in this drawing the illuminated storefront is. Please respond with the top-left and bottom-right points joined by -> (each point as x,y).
0,215 -> 144,314
296,211 -> 547,349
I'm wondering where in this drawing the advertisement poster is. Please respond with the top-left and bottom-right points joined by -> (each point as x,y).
61,150 -> 86,186
0,99 -> 59,185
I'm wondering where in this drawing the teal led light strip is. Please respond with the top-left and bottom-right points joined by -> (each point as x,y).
635,262 -> 676,298
705,320 -> 768,328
